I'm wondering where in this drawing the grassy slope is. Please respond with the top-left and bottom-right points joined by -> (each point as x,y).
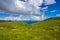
0,17 -> 60,40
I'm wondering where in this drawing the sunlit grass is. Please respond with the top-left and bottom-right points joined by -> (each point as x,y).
0,17 -> 60,40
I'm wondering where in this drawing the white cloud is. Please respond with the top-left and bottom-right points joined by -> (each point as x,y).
0,15 -> 45,21
41,6 -> 48,12
50,10 -> 57,12
0,15 -> 43,21
0,0 -> 56,21
42,6 -> 48,10
0,0 -> 43,15
27,0 -> 43,6
44,0 -> 56,5
31,16 -> 41,20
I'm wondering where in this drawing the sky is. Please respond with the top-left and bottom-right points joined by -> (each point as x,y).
0,0 -> 60,21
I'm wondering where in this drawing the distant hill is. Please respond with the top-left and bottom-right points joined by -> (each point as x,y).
0,17 -> 60,40
31,17 -> 60,29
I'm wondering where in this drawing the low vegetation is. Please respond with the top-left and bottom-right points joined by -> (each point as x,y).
0,17 -> 60,40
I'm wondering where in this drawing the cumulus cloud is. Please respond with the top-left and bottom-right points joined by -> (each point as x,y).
0,0 -> 56,21
0,15 -> 42,21
0,0 -> 43,15
44,0 -> 56,5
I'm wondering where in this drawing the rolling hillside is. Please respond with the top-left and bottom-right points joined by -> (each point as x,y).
0,17 -> 60,40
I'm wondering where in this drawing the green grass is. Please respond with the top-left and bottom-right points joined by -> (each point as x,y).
0,17 -> 60,40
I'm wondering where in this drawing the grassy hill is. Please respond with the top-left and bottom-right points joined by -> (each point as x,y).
0,17 -> 60,40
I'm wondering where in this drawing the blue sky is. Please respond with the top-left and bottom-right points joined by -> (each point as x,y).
41,0 -> 60,18
0,0 -> 60,21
